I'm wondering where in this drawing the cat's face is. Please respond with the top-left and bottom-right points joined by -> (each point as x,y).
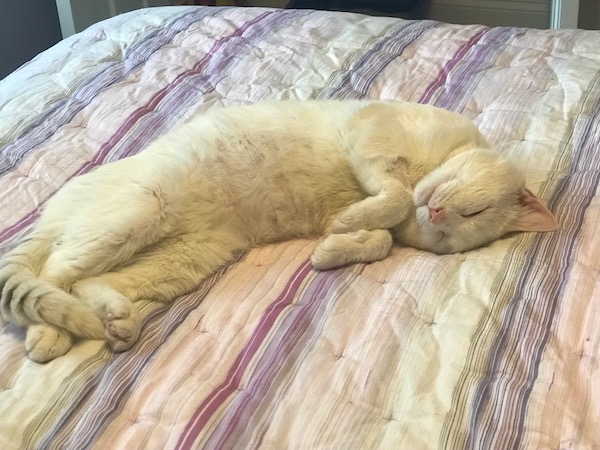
393,148 -> 558,254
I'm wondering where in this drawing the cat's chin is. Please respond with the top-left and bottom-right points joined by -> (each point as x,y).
392,216 -> 455,255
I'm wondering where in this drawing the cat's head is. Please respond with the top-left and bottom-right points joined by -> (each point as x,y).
393,148 -> 558,254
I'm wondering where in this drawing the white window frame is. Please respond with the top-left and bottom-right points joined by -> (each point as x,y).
550,0 -> 579,28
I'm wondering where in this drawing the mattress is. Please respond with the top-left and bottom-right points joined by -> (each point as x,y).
0,6 -> 598,449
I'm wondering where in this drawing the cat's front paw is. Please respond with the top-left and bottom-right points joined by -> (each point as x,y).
104,300 -> 141,352
26,324 -> 73,363
312,230 -> 393,270
331,197 -> 408,234
331,212 -> 365,234
312,234 -> 352,270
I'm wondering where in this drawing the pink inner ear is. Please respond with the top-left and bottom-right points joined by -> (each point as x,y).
513,188 -> 559,232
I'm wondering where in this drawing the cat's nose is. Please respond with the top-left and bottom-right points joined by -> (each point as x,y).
428,207 -> 446,224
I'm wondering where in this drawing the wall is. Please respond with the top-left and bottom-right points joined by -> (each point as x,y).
0,1 -> 62,79
424,0 -> 549,28
56,0 -> 175,37
579,0 -> 600,29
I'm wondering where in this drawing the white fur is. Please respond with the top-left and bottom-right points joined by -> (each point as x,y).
0,100 -> 557,361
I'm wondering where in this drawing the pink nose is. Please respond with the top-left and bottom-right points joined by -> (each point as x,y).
428,207 -> 446,224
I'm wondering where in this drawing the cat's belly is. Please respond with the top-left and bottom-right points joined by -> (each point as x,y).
160,130 -> 365,244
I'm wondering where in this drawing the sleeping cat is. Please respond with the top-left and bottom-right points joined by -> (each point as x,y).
0,100 -> 558,362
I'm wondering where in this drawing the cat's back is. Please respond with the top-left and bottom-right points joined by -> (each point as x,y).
133,99 -> 483,174
182,99 -> 368,150
148,100 -> 369,186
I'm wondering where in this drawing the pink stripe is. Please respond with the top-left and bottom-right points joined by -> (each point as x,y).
419,28 -> 487,104
175,260 -> 313,450
208,266 -> 362,449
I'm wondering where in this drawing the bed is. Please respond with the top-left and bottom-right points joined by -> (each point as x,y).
0,6 -> 598,449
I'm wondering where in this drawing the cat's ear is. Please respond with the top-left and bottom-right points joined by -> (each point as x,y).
511,188 -> 559,232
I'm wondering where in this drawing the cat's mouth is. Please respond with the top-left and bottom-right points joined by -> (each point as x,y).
394,214 -> 452,254
413,205 -> 454,251
436,230 -> 446,245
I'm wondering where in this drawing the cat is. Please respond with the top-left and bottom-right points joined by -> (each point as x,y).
0,100 -> 558,362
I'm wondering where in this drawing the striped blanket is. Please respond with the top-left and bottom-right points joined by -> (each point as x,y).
1,6 -> 599,449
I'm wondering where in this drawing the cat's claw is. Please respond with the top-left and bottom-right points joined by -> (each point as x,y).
26,324 -> 73,363
104,303 -> 141,352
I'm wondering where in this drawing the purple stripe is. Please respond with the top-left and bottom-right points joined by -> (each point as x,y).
433,27 -> 524,110
317,20 -> 438,100
418,27 -> 487,104
0,209 -> 38,244
175,260 -> 313,450
466,75 -> 600,449
421,27 -> 523,110
105,8 -> 311,163
74,10 -> 274,171
205,265 -> 361,449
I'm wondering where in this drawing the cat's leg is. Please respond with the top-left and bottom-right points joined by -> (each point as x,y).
25,324 -> 73,363
311,229 -> 393,270
17,228 -> 163,357
1,186 -> 173,361
0,233 -> 108,361
37,183 -> 173,291
332,191 -> 412,233
27,189 -> 176,352
71,232 -> 245,352
332,155 -> 414,234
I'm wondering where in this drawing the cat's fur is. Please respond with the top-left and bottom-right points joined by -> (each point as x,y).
0,100 -> 558,362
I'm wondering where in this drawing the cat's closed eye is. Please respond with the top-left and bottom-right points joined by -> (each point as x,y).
461,207 -> 489,218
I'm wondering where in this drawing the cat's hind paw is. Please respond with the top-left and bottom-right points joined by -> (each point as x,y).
104,301 -> 141,353
72,279 -> 142,353
26,324 -> 73,363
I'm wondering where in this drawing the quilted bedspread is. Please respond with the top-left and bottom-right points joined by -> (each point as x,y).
0,6 -> 599,449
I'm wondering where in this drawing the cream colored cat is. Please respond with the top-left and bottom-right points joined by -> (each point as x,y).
0,100 -> 557,362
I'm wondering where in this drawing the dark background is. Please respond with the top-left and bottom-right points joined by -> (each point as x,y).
0,1 -> 62,80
